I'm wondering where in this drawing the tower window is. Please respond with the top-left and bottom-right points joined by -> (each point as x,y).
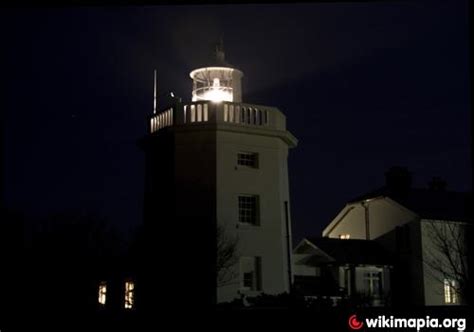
124,280 -> 135,309
237,152 -> 258,168
444,279 -> 458,304
240,257 -> 262,291
98,281 -> 107,306
238,195 -> 259,225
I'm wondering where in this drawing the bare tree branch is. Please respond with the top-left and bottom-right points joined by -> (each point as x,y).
423,220 -> 469,302
216,223 -> 239,287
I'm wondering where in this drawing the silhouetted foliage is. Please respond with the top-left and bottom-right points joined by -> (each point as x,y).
23,210 -> 125,319
246,293 -> 308,308
217,292 -> 338,309
216,223 -> 238,287
423,220 -> 470,305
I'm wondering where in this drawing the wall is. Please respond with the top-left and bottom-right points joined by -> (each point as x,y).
375,219 -> 427,306
140,127 -> 218,308
216,126 -> 293,302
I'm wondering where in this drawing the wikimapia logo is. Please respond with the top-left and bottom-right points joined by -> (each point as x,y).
348,315 -> 364,330
348,314 -> 467,331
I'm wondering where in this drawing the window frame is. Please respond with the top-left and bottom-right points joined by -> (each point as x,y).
444,278 -> 458,304
238,194 -> 260,226
360,267 -> 383,298
239,256 -> 262,292
237,152 -> 259,169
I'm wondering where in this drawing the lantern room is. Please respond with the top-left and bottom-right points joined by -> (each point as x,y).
189,44 -> 243,103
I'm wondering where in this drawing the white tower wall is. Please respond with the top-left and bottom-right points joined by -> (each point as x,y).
216,130 -> 294,302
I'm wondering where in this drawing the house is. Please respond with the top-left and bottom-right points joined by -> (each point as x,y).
294,167 -> 472,307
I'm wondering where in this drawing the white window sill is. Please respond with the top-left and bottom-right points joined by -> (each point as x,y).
235,165 -> 259,171
237,222 -> 260,229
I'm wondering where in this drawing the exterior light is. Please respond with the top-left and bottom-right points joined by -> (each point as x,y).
201,76 -> 232,103
202,78 -> 232,103
190,67 -> 242,103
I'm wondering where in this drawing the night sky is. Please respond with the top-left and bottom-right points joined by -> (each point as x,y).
2,2 -> 471,243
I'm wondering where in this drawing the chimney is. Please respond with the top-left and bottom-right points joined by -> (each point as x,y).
428,177 -> 447,191
385,166 -> 412,195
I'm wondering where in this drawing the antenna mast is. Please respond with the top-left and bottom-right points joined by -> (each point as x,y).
153,69 -> 157,114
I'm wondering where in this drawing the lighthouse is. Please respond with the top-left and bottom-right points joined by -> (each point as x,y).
140,43 -> 298,306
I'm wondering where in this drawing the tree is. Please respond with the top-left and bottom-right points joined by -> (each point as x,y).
216,223 -> 239,287
423,220 -> 470,304
24,209 -> 125,317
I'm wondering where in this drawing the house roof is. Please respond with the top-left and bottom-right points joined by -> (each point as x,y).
304,237 -> 393,265
348,187 -> 472,223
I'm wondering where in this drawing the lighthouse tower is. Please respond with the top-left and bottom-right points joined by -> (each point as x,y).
140,43 -> 297,305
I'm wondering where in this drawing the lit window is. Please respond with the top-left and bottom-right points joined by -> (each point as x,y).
238,195 -> 259,225
124,280 -> 135,309
240,257 -> 261,291
444,279 -> 458,304
237,152 -> 258,168
339,234 -> 351,239
98,281 -> 107,305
